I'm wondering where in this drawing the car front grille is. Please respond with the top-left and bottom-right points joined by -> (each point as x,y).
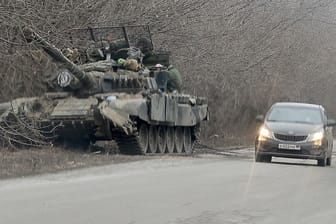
274,133 -> 307,142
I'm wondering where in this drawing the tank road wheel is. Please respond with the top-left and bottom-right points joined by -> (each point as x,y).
148,125 -> 158,154
183,127 -> 192,154
174,127 -> 184,154
157,126 -> 167,154
138,123 -> 149,154
166,127 -> 175,154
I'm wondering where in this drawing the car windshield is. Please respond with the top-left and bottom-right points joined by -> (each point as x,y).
267,106 -> 323,124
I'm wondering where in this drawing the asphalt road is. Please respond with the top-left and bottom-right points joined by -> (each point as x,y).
1,149 -> 336,224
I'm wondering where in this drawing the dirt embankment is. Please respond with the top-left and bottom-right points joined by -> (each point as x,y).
0,146 -> 256,179
0,146 -> 150,179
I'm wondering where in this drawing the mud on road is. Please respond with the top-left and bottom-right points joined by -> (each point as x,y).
194,145 -> 254,159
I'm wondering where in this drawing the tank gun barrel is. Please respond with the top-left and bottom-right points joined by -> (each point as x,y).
23,27 -> 93,87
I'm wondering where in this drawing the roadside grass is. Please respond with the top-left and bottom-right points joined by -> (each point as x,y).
0,130 -> 256,180
0,145 -> 147,179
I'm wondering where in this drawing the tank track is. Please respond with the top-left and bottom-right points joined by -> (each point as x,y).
115,135 -> 147,155
115,123 -> 196,155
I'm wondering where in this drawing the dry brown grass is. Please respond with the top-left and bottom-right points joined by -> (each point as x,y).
0,146 -> 149,179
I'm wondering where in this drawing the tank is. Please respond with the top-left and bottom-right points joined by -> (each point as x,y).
0,26 -> 209,154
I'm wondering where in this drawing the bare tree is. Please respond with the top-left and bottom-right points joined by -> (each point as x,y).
1,0 -> 336,145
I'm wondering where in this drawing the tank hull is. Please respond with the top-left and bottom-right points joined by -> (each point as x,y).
0,92 -> 208,154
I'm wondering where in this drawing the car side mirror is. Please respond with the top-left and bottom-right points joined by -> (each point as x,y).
256,115 -> 264,123
326,119 -> 336,127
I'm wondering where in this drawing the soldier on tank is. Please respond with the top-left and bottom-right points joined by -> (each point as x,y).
110,39 -> 128,51
152,64 -> 182,93
137,39 -> 170,69
167,65 -> 182,93
62,48 -> 81,64
86,40 -> 109,62
136,37 -> 153,57
154,63 -> 164,71
153,64 -> 169,92
108,38 -> 129,60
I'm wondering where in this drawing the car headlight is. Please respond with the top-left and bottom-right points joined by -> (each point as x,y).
308,130 -> 324,141
258,126 -> 273,141
308,130 -> 324,146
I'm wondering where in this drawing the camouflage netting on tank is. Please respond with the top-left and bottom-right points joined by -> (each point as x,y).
0,99 -> 56,149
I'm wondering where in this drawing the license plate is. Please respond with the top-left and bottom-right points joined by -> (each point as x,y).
278,144 -> 301,150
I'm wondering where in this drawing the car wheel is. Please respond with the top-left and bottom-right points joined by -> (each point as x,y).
326,156 -> 332,166
255,154 -> 262,162
317,157 -> 327,167
255,150 -> 262,162
255,152 -> 270,163
264,155 -> 272,163
255,147 -> 272,163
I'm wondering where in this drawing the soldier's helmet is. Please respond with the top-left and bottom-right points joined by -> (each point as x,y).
155,64 -> 164,69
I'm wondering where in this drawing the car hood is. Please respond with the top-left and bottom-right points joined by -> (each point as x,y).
265,121 -> 323,135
